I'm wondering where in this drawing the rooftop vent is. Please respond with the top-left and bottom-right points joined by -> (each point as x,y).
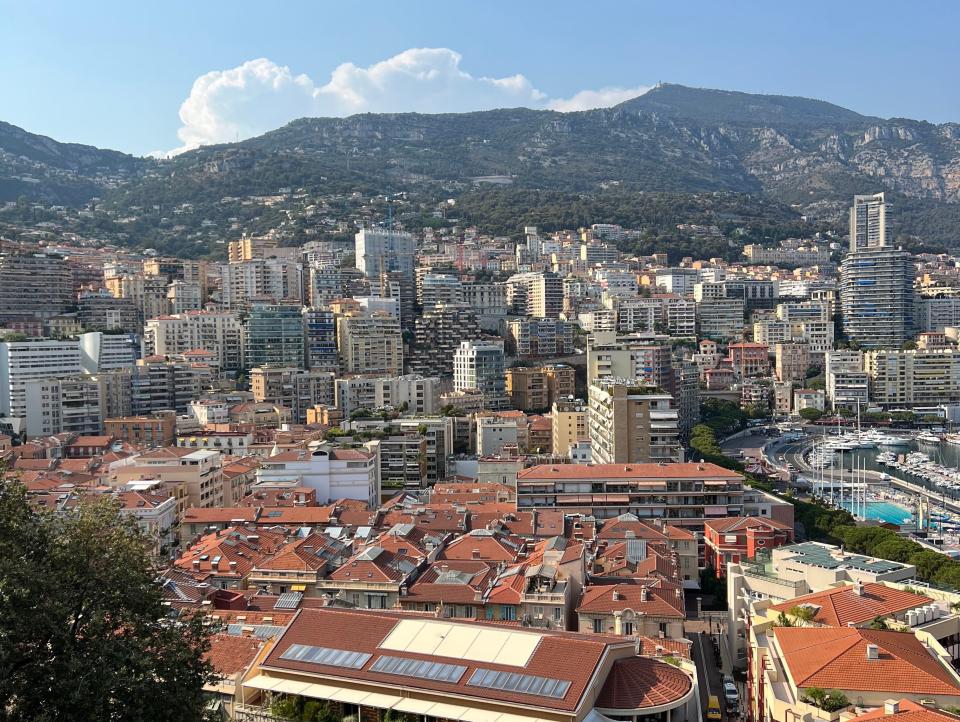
884,701 -> 900,715
866,643 -> 879,660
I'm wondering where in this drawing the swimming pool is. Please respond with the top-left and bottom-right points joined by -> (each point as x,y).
840,500 -> 913,525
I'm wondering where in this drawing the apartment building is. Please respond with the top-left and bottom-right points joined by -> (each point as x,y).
355,228 -> 416,279
0,252 -> 74,322
587,333 -> 676,394
244,303 -> 306,370
303,308 -> 338,372
727,343 -> 770,378
505,271 -> 563,318
703,517 -> 794,575
256,446 -> 379,508
144,311 -> 244,371
79,331 -> 140,373
407,305 -> 483,377
864,348 -> 960,407
825,349 -> 869,410
506,365 -> 574,412
552,398 -> 587,459
453,340 -> 508,410
840,246 -> 915,348
517,462 -> 744,527
336,313 -> 403,376
24,376 -> 104,437
0,339 -> 82,428
104,411 -> 177,447
505,318 -> 575,359
114,447 -> 225,512
220,257 -> 304,309
587,380 -> 680,465
775,342 -> 810,383
132,357 -> 212,415
250,366 -> 336,423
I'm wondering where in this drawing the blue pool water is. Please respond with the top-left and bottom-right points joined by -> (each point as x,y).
840,500 -> 913,525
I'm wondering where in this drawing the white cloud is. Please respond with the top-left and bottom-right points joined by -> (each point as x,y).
164,49 -> 648,155
548,85 -> 653,112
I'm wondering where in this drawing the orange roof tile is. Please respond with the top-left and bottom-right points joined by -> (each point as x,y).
773,627 -> 960,696
769,583 -> 932,628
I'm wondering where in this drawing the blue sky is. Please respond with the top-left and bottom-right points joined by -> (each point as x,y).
1,1 -> 957,156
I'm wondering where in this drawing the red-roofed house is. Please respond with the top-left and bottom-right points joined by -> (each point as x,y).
577,581 -> 686,640
703,516 -> 794,576
750,623 -> 960,721
765,582 -> 933,629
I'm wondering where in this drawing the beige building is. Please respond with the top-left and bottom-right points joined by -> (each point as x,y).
113,447 -> 225,517
588,380 -> 680,464
336,313 -> 403,376
144,311 -> 244,371
865,348 -> 960,407
775,342 -> 810,383
552,398 -> 587,459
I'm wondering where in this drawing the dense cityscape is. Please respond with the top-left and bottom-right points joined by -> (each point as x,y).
4,185 -> 960,722
5,5 -> 960,721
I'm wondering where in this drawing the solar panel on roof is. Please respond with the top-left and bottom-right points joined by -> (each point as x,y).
370,655 -> 466,683
226,623 -> 285,639
279,643 -> 371,669
466,668 -> 571,699
274,591 -> 303,610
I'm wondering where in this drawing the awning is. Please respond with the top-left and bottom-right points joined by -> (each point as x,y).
290,584 -> 306,592
393,698 -> 439,715
327,688 -> 372,705
357,692 -> 403,710
243,675 -> 284,692
459,710 -> 503,722
426,702 -> 470,720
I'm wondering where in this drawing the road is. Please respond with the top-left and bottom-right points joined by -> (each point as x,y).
687,618 -> 731,720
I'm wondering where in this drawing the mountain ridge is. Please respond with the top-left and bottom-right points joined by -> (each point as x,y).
2,84 -> 960,247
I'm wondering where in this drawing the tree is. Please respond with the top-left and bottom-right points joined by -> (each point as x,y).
787,605 -> 817,625
867,616 -> 889,630
801,687 -> 850,712
0,480 -> 215,721
798,407 -> 824,421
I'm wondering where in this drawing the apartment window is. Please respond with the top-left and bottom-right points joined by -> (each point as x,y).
593,618 -> 604,634
623,621 -> 634,636
501,605 -> 516,622
553,607 -> 562,622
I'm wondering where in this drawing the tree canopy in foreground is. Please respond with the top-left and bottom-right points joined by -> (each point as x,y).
0,479 -> 215,722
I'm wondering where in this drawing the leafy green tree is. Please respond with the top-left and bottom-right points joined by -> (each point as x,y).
0,480 -> 215,722
867,616 -> 889,630
798,407 -> 824,421
787,605 -> 817,625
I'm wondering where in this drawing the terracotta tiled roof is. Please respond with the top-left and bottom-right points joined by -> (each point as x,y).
855,700 -> 960,721
773,627 -> 960,696
769,583 -> 932,628
595,656 -> 692,711
205,633 -> 264,677
577,581 -> 685,618
403,560 -> 496,605
437,529 -> 523,562
705,516 -> 793,533
261,608 -> 624,713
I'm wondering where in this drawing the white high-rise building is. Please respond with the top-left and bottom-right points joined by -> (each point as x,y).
0,340 -> 83,424
453,340 -> 507,410
355,228 -> 416,279
850,192 -> 887,252
79,332 -> 140,374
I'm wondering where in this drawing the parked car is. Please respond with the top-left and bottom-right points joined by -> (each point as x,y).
723,680 -> 739,709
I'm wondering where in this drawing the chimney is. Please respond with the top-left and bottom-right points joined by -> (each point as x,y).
193,560 -> 200,570
884,700 -> 900,715
853,581 -> 864,596
229,560 -> 237,570
866,643 -> 879,660
640,586 -> 649,602
471,549 -> 480,560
